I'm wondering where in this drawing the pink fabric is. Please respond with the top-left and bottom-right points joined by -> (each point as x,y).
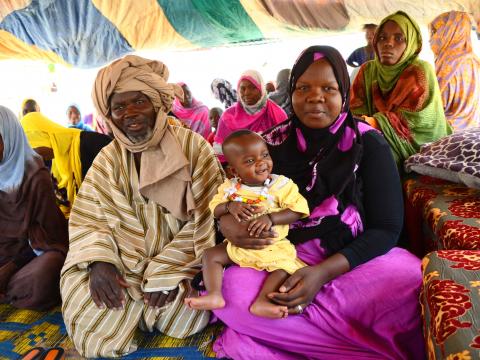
172,98 -> 212,139
238,75 -> 262,91
212,242 -> 424,359
340,204 -> 364,236
338,126 -> 356,151
295,128 -> 307,152
214,99 -> 287,145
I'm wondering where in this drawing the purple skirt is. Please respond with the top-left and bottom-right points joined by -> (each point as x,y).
212,240 -> 425,359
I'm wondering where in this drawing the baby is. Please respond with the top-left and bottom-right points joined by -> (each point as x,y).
185,130 -> 309,318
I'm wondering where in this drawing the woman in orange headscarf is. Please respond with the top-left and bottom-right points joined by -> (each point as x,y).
430,11 -> 480,130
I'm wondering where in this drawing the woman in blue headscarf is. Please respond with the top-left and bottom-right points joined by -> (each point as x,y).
66,104 -> 93,131
0,105 -> 68,310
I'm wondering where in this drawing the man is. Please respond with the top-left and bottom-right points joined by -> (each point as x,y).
346,23 -> 378,68
60,55 -> 224,358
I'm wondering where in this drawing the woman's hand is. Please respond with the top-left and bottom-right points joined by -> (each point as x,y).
89,261 -> 130,309
0,261 -> 17,295
268,253 -> 350,314
219,214 -> 277,250
267,265 -> 327,313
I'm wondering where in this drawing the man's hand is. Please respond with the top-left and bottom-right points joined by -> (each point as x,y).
247,214 -> 273,237
144,288 -> 179,308
89,262 -> 130,310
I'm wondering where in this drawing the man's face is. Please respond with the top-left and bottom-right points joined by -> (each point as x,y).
110,91 -> 156,143
365,28 -> 376,46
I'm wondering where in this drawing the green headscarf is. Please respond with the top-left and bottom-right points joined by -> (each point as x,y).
373,11 -> 422,93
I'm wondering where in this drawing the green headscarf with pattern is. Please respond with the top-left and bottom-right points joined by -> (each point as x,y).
373,11 -> 422,93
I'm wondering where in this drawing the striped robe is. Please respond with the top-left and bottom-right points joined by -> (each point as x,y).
60,126 -> 224,358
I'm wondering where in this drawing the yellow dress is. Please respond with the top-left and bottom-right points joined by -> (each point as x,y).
21,112 -> 82,218
209,175 -> 310,274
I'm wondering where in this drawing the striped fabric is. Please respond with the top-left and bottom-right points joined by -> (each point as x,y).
0,0 -> 476,68
60,126 -> 224,358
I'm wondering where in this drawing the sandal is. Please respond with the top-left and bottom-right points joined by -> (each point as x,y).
19,347 -> 45,360
40,347 -> 64,360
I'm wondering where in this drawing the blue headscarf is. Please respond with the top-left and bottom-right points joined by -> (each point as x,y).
0,105 -> 40,192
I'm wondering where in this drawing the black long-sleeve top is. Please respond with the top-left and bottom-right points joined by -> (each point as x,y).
338,130 -> 403,269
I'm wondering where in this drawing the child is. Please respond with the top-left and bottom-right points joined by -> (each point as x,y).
185,130 -> 309,318
207,107 -> 222,145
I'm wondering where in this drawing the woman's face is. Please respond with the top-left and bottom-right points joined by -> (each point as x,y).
181,84 -> 193,107
239,79 -> 262,106
376,20 -> 407,65
0,134 -> 3,162
292,59 -> 342,129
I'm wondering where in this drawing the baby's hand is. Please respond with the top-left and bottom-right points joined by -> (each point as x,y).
248,214 -> 273,237
228,202 -> 256,222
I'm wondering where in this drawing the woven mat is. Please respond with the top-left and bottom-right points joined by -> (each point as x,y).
0,304 -> 221,359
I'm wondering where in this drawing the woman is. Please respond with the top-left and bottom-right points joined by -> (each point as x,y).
211,46 -> 424,359
21,104 -> 111,217
0,106 -> 68,310
430,11 -> 480,130
66,104 -> 94,132
172,82 -> 212,139
351,11 -> 452,166
213,70 -> 287,158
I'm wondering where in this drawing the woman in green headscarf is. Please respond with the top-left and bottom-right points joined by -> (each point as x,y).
351,11 -> 452,166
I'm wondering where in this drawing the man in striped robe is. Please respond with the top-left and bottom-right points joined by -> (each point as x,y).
60,55 -> 224,358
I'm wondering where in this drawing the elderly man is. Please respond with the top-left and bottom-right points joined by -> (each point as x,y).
60,55 -> 224,358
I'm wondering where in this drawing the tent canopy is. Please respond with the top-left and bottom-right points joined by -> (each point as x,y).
0,0 -> 478,68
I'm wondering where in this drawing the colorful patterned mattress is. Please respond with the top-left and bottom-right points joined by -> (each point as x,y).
0,304 -> 221,359
421,250 -> 480,359
404,175 -> 480,257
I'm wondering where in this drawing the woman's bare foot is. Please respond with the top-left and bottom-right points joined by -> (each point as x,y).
184,293 -> 226,310
250,298 -> 288,319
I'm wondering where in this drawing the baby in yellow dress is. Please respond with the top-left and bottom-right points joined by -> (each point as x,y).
185,130 -> 309,318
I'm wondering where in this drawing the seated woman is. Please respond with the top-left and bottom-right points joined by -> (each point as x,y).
172,82 -> 212,139
213,70 -> 287,160
430,11 -> 480,130
20,100 -> 111,217
210,46 -> 424,359
351,11 -> 452,166
0,105 -> 68,311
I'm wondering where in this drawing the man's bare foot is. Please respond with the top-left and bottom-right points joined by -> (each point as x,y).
250,298 -> 288,319
184,293 -> 226,310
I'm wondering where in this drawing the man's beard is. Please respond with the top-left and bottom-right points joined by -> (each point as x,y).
127,127 -> 153,144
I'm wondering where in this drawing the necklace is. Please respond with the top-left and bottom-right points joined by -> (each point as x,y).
228,177 -> 271,204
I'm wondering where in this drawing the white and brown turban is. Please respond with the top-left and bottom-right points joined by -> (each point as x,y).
92,55 -> 195,220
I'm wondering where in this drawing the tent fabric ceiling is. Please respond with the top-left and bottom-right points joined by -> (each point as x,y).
0,0 -> 478,69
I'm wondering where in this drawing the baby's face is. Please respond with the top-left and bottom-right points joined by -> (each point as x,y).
226,135 -> 273,186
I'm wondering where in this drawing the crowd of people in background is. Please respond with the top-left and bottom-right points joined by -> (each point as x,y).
0,9 -> 479,360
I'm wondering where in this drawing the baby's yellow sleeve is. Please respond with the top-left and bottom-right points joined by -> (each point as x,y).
208,179 -> 232,215
277,178 -> 310,218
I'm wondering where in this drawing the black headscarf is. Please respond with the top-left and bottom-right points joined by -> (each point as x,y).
263,46 -> 365,254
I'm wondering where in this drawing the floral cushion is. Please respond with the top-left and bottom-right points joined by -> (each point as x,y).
405,128 -> 480,189
421,250 -> 480,360
404,175 -> 480,256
